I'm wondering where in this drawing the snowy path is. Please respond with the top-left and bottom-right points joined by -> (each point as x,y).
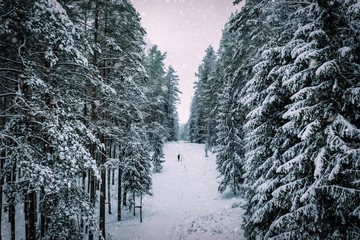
108,142 -> 244,240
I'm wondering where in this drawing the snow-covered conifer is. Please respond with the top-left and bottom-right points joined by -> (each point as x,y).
189,46 -> 217,144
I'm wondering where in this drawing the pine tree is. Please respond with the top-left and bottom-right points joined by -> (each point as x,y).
201,0 -> 360,239
163,66 -> 181,141
189,46 -> 217,145
144,45 -> 168,173
231,1 -> 297,238
0,0 -> 102,239
122,124 -> 152,207
1,0 -> 180,238
215,80 -> 245,195
269,1 -> 360,238
211,20 -> 247,195
229,0 -> 360,239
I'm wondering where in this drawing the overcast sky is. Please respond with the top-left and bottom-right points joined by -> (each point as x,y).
131,0 -> 242,124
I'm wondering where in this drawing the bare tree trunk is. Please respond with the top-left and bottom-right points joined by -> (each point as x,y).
99,137 -> 106,239
107,168 -> 111,214
24,192 -> 28,240
89,165 -> 96,240
81,170 -> 86,232
87,169 -> 91,195
100,155 -> 106,239
233,175 -> 236,195
27,191 -> 37,240
112,144 -> 116,186
0,156 -> 5,240
0,141 -> 5,240
40,191 -> 45,238
9,163 -> 16,240
117,164 -> 122,221
40,187 -> 48,239
6,158 -> 16,240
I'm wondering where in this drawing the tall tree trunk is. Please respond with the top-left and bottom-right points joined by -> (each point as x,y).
82,5 -> 89,234
27,191 -> 37,240
0,85 -> 7,240
0,150 -> 3,240
100,2 -> 106,239
107,167 -> 111,214
100,153 -> 106,239
117,164 -> 122,221
233,175 -> 236,195
24,191 -> 29,240
9,162 -> 16,240
89,1 -> 100,239
40,187 -> 48,239
112,144 -> 116,186
89,164 -> 96,240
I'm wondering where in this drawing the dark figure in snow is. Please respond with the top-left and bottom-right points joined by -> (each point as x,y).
177,154 -> 181,162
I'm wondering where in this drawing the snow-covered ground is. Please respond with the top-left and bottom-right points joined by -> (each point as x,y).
107,142 -> 245,240
1,142 -> 245,239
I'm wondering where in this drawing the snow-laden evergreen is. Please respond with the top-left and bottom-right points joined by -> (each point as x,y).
189,46 -> 217,145
0,0 -> 103,238
215,78 -> 245,195
2,0 -> 359,239
0,0 -> 181,238
143,45 -> 180,173
190,0 -> 360,239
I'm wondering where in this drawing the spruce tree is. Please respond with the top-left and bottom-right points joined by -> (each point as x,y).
189,46 -> 217,144
230,0 -> 360,239
0,0 -> 102,238
122,124 -> 152,208
270,1 -> 360,238
206,0 -> 360,239
144,45 -> 167,172
163,66 -> 181,141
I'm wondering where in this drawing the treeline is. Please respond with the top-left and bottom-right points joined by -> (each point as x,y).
0,0 -> 179,239
189,0 -> 359,239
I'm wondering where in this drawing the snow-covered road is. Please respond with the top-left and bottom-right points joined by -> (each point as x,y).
108,142 -> 244,240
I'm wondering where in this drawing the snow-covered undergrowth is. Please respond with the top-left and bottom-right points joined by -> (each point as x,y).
107,142 -> 244,240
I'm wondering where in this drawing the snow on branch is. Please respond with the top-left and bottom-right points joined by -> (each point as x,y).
297,119 -> 320,140
290,81 -> 329,102
282,68 -> 313,94
265,203 -> 318,239
314,147 -> 326,178
290,40 -> 316,60
276,153 -> 304,174
333,114 -> 360,139
293,22 -> 316,38
315,60 -> 339,78
344,87 -> 360,107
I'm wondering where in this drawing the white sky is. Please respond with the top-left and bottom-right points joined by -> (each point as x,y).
131,0 -> 242,124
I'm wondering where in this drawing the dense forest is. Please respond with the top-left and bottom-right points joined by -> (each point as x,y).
1,0 -> 360,239
0,0 -> 180,239
189,0 -> 360,239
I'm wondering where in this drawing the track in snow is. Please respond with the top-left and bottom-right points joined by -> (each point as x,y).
107,142 -> 244,240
